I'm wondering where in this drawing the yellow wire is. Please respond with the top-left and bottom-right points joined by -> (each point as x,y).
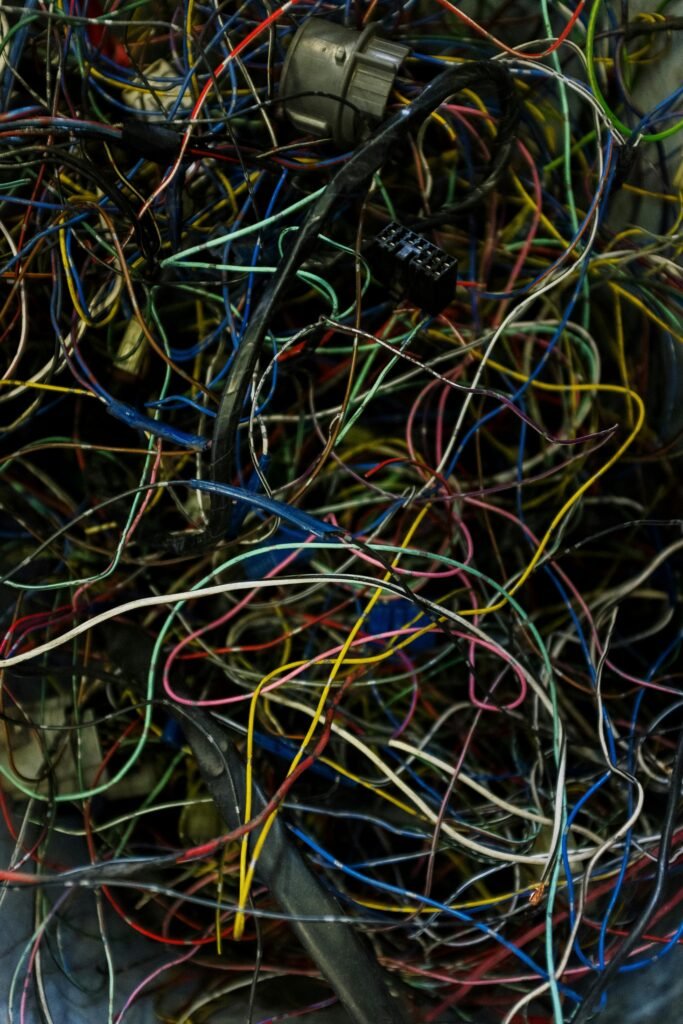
341,376 -> 644,648
234,505 -> 432,938
450,376 -> 645,617
219,364 -> 640,685
394,89 -> 456,141
218,372 -> 644,698
0,378 -> 94,397
57,217 -> 121,327
612,288 -> 635,427
352,863 -> 626,914
608,282 -> 683,344
509,167 -> 569,247
185,0 -> 200,100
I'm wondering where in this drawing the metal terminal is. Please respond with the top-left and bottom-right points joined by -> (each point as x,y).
280,18 -> 410,146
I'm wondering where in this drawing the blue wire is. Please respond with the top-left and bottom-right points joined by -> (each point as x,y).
445,266 -> 586,477
598,632 -> 683,972
290,824 -> 582,1001
186,479 -> 342,536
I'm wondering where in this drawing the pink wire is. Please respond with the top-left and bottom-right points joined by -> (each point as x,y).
464,495 -> 682,696
114,944 -> 199,1024
492,139 -> 543,326
166,624 -> 526,711
139,0 -> 304,215
163,542 -> 309,704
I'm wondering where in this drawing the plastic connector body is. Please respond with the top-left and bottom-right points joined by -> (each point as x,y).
369,221 -> 458,314
120,120 -> 182,162
280,18 -> 409,146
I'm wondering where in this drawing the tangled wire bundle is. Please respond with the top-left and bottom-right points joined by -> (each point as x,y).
0,2 -> 682,1022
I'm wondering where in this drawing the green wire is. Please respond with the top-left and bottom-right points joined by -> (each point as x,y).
543,0 -> 578,234
338,317 -> 427,443
586,0 -> 683,143
161,186 -> 326,268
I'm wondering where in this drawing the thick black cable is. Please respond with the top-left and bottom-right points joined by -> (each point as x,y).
35,148 -> 161,262
408,67 -> 520,229
104,625 -> 410,1024
173,700 -> 411,1024
199,60 -> 517,549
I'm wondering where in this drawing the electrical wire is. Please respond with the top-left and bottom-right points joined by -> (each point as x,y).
0,2 -> 682,1022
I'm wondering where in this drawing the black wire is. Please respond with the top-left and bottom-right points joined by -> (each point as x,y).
597,16 -> 683,40
103,623 -> 411,1024
571,722 -> 683,1023
408,69 -> 520,230
169,698 -> 411,1024
32,148 -> 161,263
193,60 -> 518,552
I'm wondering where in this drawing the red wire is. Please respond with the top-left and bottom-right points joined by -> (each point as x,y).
435,0 -> 588,59
140,0 -> 304,215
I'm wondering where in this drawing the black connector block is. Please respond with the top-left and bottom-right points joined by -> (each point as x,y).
369,221 -> 458,314
120,120 -> 182,163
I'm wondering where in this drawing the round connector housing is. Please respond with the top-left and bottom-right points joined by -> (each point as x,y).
280,18 -> 410,146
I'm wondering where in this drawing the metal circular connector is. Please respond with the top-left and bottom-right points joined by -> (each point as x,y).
280,18 -> 410,146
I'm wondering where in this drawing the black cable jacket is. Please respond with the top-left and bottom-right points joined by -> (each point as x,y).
104,625 -> 409,1024
171,700 -> 412,1024
203,60 -> 516,545
571,724 -> 683,1023
597,16 -> 683,39
34,149 -> 160,262
408,68 -> 520,230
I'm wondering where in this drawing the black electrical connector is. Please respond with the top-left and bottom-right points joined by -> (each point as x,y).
165,59 -> 516,553
120,120 -> 183,163
368,221 -> 458,315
